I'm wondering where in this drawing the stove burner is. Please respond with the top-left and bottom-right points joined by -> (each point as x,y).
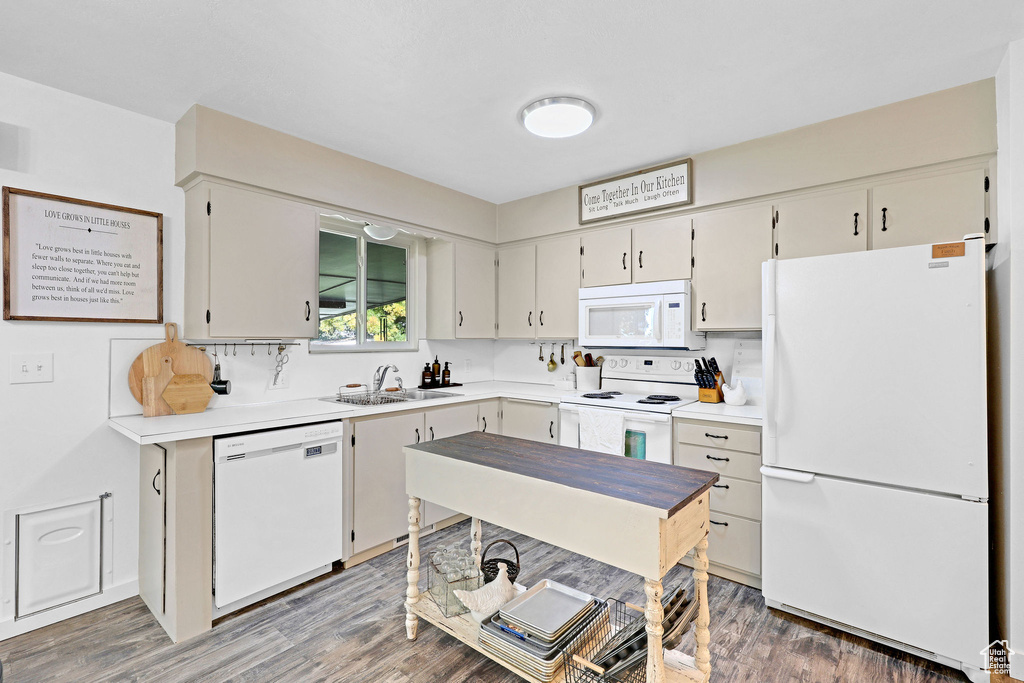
582,393 -> 614,399
646,394 -> 681,402
637,399 -> 666,405
604,391 -> 623,395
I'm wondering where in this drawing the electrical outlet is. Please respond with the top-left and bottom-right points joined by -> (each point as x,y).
463,359 -> 472,374
268,366 -> 289,390
10,353 -> 53,384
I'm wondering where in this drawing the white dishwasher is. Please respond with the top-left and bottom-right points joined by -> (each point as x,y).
214,421 -> 345,614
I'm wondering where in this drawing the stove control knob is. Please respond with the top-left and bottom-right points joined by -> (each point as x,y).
619,358 -> 628,367
608,359 -> 618,369
671,360 -> 682,371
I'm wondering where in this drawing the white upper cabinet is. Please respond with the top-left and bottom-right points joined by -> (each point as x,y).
632,215 -> 692,282
774,190 -> 868,260
426,240 -> 496,339
497,244 -> 537,338
581,227 -> 632,287
185,182 -> 319,339
871,168 -> 988,250
535,235 -> 581,339
691,203 -> 773,331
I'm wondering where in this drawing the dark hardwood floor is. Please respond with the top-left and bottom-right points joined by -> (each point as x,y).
0,520 -> 970,682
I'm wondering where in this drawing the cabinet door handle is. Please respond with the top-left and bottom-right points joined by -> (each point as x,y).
622,252 -> 627,270
712,483 -> 730,489
429,426 -> 435,441
853,212 -> 859,236
705,432 -> 728,440
705,454 -> 730,462
639,250 -> 643,268
881,207 -> 888,231
152,469 -> 161,495
305,301 -> 311,321
549,421 -> 555,439
539,311 -> 544,326
458,311 -> 464,327
415,428 -> 420,444
482,417 -> 487,433
710,520 -> 729,527
701,302 -> 706,322
528,311 -> 532,327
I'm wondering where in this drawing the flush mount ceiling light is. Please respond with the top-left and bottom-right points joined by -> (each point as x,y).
363,222 -> 399,241
521,97 -> 595,138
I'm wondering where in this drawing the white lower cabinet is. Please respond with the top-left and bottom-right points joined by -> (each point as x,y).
422,404 -> 481,527
674,417 -> 762,588
478,399 -> 501,435
351,402 -> 487,557
500,398 -> 559,444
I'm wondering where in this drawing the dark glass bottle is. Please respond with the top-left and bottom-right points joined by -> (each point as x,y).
441,361 -> 451,386
422,363 -> 432,387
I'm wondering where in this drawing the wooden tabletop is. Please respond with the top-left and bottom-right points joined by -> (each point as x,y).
405,431 -> 718,516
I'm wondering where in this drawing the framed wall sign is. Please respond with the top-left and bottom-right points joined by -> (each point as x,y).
579,158 -> 692,224
3,187 -> 163,323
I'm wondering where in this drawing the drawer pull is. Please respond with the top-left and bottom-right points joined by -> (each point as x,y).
710,520 -> 729,527
712,483 -> 729,489
706,454 -> 730,462
705,433 -> 728,440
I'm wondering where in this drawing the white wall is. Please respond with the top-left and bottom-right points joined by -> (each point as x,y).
995,38 -> 1024,678
0,72 -> 184,635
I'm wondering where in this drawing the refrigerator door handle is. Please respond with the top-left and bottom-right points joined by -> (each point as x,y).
760,465 -> 815,483
763,259 -> 778,466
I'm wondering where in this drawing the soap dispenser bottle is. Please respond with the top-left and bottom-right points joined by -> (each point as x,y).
421,363 -> 433,388
441,361 -> 451,386
431,356 -> 441,383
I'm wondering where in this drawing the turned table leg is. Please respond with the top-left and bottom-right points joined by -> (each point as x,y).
645,577 -> 666,683
405,496 -> 421,640
470,517 -> 482,568
692,535 -> 712,680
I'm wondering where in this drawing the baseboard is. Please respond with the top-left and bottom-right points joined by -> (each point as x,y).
344,514 -> 468,569
0,579 -> 138,641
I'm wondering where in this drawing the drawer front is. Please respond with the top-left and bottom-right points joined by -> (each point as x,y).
710,476 -> 761,520
705,512 -> 760,576
675,443 -> 762,482
675,419 -> 761,454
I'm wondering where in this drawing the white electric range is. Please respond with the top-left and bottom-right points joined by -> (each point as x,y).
559,355 -> 700,463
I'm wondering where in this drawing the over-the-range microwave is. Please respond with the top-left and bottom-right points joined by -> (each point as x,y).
578,280 -> 706,349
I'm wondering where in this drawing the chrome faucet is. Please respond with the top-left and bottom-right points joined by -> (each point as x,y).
374,364 -> 399,392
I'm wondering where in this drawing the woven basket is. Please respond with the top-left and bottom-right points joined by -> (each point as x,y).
481,539 -> 521,585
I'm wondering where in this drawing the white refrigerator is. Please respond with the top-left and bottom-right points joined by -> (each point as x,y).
761,239 -> 989,682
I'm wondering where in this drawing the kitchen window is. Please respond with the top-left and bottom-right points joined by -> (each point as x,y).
312,215 -> 417,351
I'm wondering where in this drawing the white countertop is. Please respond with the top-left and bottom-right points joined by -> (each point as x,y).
107,381 -> 568,444
672,401 -> 763,426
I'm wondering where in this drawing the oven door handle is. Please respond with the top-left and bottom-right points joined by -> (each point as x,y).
624,413 -> 672,425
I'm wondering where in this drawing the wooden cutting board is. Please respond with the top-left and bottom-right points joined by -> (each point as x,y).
129,323 -> 212,405
162,374 -> 215,415
142,356 -> 175,417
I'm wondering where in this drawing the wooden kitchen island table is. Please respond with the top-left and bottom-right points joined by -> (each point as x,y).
403,432 -> 719,683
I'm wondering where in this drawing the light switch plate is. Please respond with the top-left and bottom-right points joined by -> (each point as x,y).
10,353 -> 54,384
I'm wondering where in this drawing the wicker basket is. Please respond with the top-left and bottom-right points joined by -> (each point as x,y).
480,539 -> 521,584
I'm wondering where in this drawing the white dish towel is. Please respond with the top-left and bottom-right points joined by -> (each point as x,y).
578,407 -> 625,456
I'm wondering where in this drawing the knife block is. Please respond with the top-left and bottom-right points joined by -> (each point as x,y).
698,373 -> 725,403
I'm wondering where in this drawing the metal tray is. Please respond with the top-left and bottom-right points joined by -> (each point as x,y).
483,600 -> 606,659
499,580 -> 596,641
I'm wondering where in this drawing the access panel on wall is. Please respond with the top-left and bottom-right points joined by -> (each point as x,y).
3,187 -> 163,323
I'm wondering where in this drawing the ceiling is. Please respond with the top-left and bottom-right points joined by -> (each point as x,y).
1,1 -> 1022,204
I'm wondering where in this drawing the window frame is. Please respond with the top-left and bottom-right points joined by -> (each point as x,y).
310,215 -> 419,353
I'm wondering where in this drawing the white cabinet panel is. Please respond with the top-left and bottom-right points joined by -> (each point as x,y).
208,185 -> 318,338
632,216 -> 691,282
775,189 -> 868,259
423,404 -> 480,526
872,168 -> 986,250
691,204 -> 772,331
497,244 -> 536,338
581,228 -> 632,287
139,445 -> 165,617
501,398 -> 558,444
535,235 -> 580,339
352,412 -> 424,554
455,243 -> 496,339
478,399 -> 501,436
